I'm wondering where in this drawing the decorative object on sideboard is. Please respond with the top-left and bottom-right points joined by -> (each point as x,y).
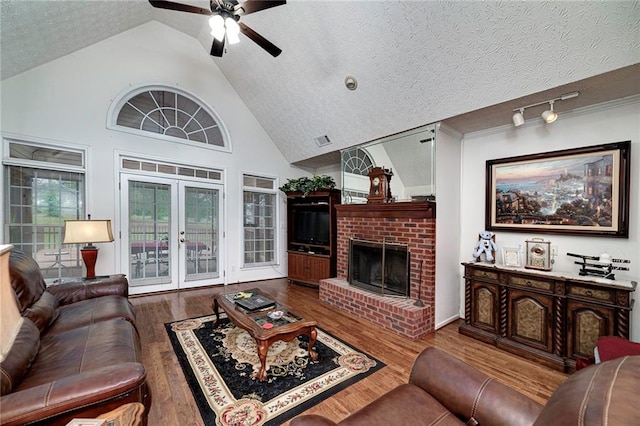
501,246 -> 521,267
473,230 -> 498,263
486,141 -> 631,237
279,175 -> 336,196
63,215 -> 114,279
567,252 -> 630,280
367,166 -> 393,203
524,237 -> 553,271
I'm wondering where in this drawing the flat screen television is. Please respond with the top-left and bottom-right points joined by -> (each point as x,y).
294,210 -> 330,245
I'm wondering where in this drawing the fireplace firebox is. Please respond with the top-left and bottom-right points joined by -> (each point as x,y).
348,238 -> 410,297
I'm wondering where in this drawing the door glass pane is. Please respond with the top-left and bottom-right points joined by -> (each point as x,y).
128,181 -> 171,283
184,186 -> 218,280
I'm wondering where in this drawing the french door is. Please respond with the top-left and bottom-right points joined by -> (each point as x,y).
120,174 -> 223,294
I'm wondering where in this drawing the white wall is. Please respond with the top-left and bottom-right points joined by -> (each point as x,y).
0,21 -> 308,284
435,123 -> 462,328
460,96 -> 640,341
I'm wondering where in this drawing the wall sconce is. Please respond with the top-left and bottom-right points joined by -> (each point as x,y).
512,92 -> 579,127
63,217 -> 114,279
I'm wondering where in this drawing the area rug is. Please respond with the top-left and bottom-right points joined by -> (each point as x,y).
165,314 -> 385,426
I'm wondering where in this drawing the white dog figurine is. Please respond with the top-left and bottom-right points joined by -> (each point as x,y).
473,230 -> 498,263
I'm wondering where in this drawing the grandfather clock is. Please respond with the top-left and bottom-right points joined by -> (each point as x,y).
367,167 -> 393,203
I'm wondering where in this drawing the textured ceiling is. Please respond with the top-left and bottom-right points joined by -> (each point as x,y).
2,1 -> 639,168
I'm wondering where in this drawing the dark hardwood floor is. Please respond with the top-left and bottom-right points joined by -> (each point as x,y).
130,279 -> 568,425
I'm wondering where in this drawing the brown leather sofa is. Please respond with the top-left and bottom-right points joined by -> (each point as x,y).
291,347 -> 640,426
1,249 -> 151,425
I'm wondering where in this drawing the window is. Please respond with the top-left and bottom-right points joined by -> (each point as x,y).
108,85 -> 230,151
3,139 -> 86,280
243,175 -> 277,266
342,148 -> 374,175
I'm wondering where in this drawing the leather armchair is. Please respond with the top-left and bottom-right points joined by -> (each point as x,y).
292,347 -> 640,426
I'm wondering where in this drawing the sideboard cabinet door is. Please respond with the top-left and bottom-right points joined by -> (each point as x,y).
471,281 -> 500,335
508,289 -> 554,353
566,300 -> 615,359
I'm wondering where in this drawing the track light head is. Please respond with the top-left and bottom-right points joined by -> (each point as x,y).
541,101 -> 558,123
512,109 -> 525,127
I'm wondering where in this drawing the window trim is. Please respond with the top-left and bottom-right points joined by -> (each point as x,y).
241,172 -> 279,269
106,83 -> 232,153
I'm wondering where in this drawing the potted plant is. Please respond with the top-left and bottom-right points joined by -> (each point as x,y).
279,175 -> 336,196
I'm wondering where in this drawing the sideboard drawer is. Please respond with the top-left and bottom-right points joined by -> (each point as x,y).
469,268 -> 499,281
568,284 -> 613,303
508,275 -> 554,292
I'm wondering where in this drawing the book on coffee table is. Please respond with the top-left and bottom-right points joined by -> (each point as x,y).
234,294 -> 276,312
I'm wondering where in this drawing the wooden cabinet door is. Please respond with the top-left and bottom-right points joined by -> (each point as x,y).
567,300 -> 615,359
470,281 -> 499,335
508,289 -> 554,352
287,252 -> 307,281
306,256 -> 330,283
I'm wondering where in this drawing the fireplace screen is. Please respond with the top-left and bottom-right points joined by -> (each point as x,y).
348,238 -> 410,297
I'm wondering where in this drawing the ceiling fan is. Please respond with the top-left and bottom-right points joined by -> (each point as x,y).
149,0 -> 286,57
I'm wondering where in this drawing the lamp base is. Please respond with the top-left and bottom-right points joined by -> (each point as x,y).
80,247 -> 99,279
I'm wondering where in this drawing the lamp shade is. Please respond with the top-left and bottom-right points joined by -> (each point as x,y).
63,220 -> 114,245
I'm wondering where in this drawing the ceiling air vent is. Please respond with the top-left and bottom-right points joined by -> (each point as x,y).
314,135 -> 332,147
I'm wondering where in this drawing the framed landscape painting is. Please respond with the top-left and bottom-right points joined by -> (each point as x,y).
486,141 -> 630,237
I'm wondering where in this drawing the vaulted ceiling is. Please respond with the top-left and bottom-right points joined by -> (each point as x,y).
2,1 -> 639,168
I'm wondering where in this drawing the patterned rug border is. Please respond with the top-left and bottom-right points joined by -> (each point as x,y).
165,314 -> 385,426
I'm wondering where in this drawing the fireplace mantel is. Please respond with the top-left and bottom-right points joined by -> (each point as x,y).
336,201 -> 435,219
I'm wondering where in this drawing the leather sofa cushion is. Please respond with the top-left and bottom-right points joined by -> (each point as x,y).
340,384 -> 464,426
15,318 -> 141,392
534,355 -> 640,426
0,319 -> 40,395
47,295 -> 137,335
9,250 -> 47,314
23,291 -> 60,333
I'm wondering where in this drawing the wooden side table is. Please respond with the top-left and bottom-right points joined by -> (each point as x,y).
96,402 -> 145,426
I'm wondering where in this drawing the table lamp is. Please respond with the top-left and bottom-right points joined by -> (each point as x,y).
63,217 -> 114,279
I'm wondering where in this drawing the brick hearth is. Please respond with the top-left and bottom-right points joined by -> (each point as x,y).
319,201 -> 436,339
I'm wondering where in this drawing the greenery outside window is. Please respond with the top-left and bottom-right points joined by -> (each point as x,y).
243,175 -> 277,267
3,139 -> 86,280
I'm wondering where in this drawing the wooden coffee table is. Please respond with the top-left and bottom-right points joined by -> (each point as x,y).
212,288 -> 318,381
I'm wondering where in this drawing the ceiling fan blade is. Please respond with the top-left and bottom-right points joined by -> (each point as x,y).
239,22 -> 282,57
210,37 -> 225,57
235,0 -> 286,16
148,0 -> 211,15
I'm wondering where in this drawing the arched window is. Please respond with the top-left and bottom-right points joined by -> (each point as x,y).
108,85 -> 230,151
342,148 -> 374,176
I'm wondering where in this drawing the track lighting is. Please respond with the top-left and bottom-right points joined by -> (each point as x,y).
512,109 -> 525,127
512,91 -> 579,127
541,101 -> 558,123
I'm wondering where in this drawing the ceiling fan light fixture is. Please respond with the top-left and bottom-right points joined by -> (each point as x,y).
541,101 -> 558,123
209,15 -> 225,41
225,16 -> 240,44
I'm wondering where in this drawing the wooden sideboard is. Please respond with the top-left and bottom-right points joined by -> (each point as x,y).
460,262 -> 636,372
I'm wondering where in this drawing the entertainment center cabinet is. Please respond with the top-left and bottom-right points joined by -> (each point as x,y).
286,190 -> 341,287
460,262 -> 636,372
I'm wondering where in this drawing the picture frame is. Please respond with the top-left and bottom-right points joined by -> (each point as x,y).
486,141 -> 630,237
502,247 -> 521,267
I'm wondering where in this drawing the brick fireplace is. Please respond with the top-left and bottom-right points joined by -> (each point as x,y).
319,201 -> 436,339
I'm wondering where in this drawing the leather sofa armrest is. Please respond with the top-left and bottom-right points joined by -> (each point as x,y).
409,347 -> 543,426
291,414 -> 338,426
48,274 -> 129,304
0,362 -> 146,426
